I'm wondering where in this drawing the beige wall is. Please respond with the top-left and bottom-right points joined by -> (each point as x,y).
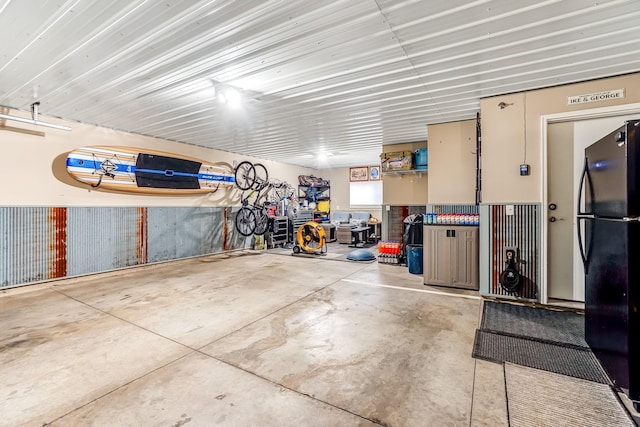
322,168 -> 349,212
0,110 -> 316,206
322,167 -> 383,221
427,120 -> 476,204
381,142 -> 428,206
480,72 -> 640,203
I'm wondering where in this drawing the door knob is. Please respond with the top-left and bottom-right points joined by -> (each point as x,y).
549,216 -> 557,222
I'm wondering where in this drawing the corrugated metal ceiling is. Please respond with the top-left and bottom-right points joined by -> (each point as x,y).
1,0 -> 639,168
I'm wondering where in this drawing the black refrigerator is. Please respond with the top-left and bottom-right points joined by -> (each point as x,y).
577,119 -> 640,408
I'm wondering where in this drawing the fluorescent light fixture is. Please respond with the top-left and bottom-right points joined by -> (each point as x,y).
0,102 -> 72,131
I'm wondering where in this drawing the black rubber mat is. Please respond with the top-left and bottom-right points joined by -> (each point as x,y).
481,301 -> 587,348
473,329 -> 610,384
269,242 -> 379,264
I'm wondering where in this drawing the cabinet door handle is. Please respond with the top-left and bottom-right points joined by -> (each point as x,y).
451,229 -> 456,238
446,230 -> 450,237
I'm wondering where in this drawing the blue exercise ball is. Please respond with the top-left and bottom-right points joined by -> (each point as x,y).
346,249 -> 376,261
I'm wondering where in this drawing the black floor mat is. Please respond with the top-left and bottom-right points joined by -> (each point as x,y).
480,301 -> 588,348
268,242 -> 379,263
473,301 -> 610,384
473,330 -> 610,384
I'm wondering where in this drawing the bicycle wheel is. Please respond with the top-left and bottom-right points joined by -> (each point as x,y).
268,180 -> 284,203
275,183 -> 294,203
235,206 -> 257,236
234,161 -> 255,190
253,208 -> 269,235
253,163 -> 269,188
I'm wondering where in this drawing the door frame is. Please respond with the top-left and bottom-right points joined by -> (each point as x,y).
540,102 -> 640,305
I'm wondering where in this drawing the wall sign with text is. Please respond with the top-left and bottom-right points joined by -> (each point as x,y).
567,89 -> 624,105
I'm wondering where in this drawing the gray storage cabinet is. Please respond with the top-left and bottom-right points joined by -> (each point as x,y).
423,225 -> 479,290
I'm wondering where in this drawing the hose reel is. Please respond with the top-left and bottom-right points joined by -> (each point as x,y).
500,249 -> 521,293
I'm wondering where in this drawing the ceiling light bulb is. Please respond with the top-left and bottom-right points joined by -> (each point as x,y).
219,87 -> 242,108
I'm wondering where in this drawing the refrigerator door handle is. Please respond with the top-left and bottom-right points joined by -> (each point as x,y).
577,217 -> 588,274
577,157 -> 594,216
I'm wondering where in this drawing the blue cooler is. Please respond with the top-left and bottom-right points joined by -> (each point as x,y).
415,148 -> 428,170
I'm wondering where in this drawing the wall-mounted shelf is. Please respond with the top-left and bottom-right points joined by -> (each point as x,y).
382,169 -> 427,178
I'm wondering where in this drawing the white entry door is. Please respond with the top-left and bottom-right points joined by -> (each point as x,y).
546,114 -> 639,302
546,121 -> 576,301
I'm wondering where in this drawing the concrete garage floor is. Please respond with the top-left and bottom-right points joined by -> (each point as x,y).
0,250 -> 591,426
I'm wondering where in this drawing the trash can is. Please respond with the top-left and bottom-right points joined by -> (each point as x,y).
407,244 -> 423,275
403,214 -> 423,246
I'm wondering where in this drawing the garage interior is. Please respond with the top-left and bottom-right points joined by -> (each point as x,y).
2,1 -> 640,426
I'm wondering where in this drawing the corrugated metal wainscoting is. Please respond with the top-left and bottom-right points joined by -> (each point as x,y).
0,206 -> 249,289
480,204 -> 540,302
426,204 -> 479,215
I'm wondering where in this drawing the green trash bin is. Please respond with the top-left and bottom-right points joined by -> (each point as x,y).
407,244 -> 423,275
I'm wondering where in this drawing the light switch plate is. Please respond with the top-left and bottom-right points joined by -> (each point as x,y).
506,205 -> 515,216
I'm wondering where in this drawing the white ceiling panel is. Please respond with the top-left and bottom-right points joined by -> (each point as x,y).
1,0 -> 639,168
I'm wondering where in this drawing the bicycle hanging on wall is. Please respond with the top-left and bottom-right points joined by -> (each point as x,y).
233,161 -> 295,237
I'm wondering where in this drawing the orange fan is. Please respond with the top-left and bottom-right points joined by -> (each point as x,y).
293,222 -> 327,254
